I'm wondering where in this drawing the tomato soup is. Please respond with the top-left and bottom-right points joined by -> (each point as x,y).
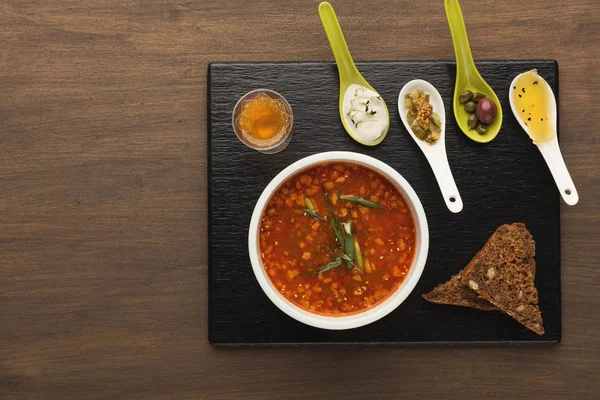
259,162 -> 416,316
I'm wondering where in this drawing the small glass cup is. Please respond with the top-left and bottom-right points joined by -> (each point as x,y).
232,89 -> 293,154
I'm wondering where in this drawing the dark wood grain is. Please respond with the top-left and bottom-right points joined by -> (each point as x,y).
209,60 -> 561,345
1,0 -> 598,398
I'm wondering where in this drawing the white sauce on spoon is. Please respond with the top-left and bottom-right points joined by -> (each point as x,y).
342,84 -> 389,143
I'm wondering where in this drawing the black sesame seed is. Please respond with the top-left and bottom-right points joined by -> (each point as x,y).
524,122 -> 528,126
522,87 -> 526,93
513,86 -> 516,89
541,118 -> 544,121
533,81 -> 538,85
522,109 -> 525,113
518,94 -> 522,98
528,117 -> 531,121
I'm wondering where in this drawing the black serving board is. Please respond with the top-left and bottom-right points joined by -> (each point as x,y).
208,60 -> 561,346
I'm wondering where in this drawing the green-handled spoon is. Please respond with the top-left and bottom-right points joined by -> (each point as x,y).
319,2 -> 390,146
445,0 -> 502,143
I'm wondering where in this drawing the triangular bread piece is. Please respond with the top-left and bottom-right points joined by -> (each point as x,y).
423,272 -> 496,311
460,223 -> 544,335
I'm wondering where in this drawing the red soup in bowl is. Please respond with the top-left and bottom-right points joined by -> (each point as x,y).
259,161 -> 416,316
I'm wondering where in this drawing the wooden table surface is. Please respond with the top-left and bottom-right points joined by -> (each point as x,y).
1,0 -> 598,398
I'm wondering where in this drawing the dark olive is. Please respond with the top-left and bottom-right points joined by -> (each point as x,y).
473,92 -> 486,103
459,90 -> 474,104
476,98 -> 498,124
464,101 -> 476,113
467,114 -> 478,129
476,122 -> 488,134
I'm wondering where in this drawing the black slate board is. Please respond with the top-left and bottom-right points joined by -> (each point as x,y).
208,60 -> 561,346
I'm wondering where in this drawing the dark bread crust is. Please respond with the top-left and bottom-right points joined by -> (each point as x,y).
422,273 -> 496,311
461,223 -> 544,335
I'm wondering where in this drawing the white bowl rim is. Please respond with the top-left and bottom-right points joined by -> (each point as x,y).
248,151 -> 429,330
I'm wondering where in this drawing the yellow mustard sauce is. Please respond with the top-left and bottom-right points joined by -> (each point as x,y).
513,70 -> 554,144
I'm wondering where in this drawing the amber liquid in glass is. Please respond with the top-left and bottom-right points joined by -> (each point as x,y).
236,94 -> 290,147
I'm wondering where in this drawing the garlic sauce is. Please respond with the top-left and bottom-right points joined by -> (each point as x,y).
342,84 -> 389,144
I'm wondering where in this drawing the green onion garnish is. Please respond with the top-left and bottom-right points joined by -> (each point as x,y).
340,195 -> 385,209
294,207 -> 325,221
318,258 -> 343,274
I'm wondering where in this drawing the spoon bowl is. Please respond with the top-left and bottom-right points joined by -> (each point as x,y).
508,72 -> 579,205
445,0 -> 503,143
318,2 -> 389,146
452,81 -> 503,144
398,79 -> 463,213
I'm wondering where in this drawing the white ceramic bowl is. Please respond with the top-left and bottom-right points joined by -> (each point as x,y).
248,151 -> 429,330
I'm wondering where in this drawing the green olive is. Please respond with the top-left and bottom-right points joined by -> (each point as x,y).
464,101 -> 476,113
476,122 -> 488,134
473,92 -> 486,103
467,114 -> 478,129
459,90 -> 473,104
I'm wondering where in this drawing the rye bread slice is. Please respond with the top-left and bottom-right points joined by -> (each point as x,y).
422,272 -> 496,311
460,223 -> 544,335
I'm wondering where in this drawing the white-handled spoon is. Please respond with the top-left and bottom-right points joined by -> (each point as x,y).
508,72 -> 579,206
398,79 -> 463,213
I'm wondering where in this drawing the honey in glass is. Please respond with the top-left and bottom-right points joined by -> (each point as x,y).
233,89 -> 293,153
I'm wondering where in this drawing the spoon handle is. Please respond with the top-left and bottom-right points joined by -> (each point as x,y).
537,139 -> 579,205
426,147 -> 463,213
318,2 -> 360,83
445,0 -> 476,83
